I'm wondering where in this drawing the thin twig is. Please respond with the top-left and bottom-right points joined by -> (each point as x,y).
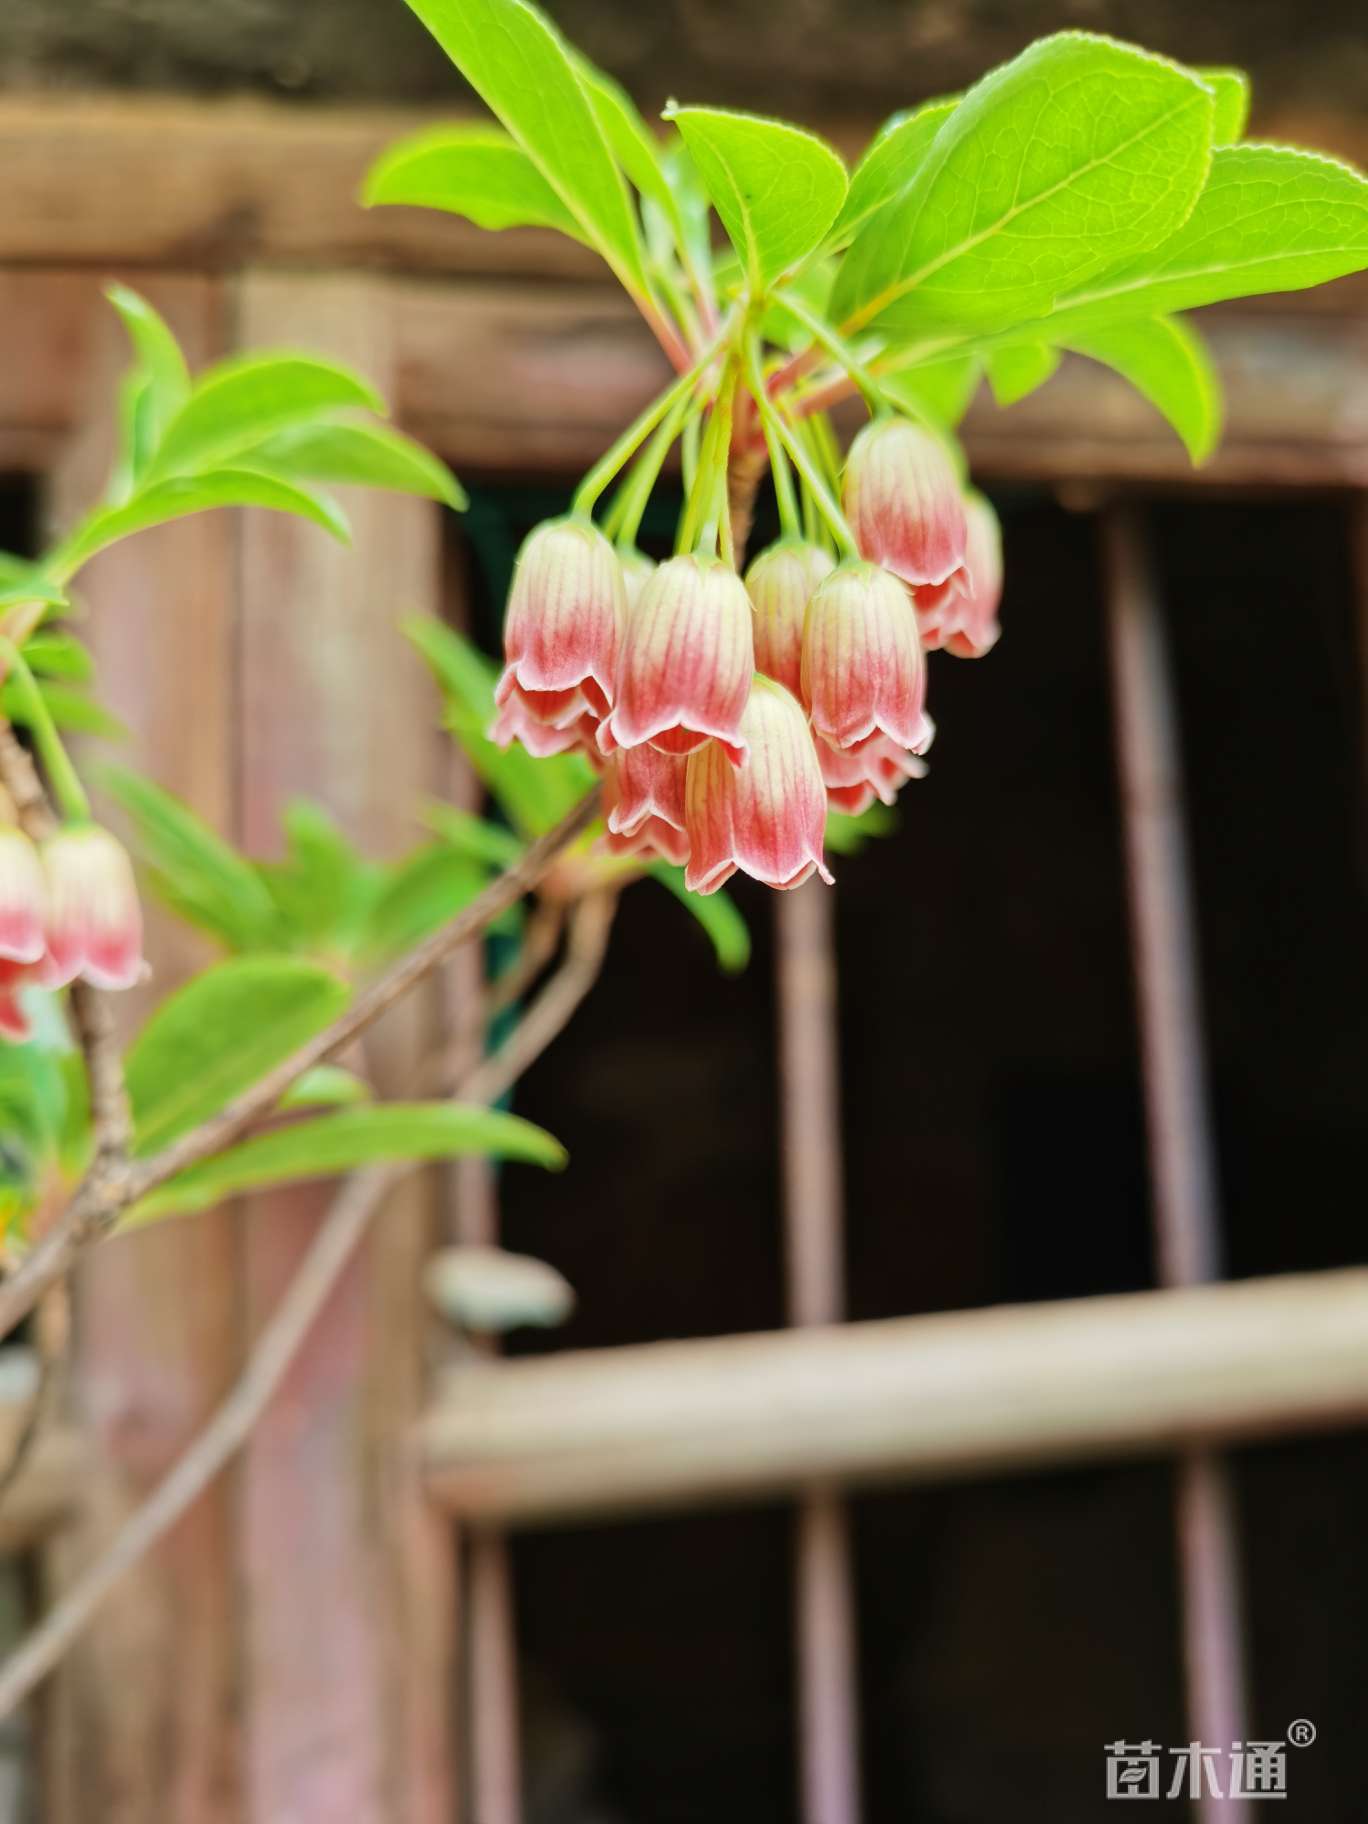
0,785 -> 602,1345
0,891 -> 617,1716
0,1283 -> 70,1508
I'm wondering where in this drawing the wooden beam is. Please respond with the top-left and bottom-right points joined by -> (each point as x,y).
422,1269 -> 1368,1526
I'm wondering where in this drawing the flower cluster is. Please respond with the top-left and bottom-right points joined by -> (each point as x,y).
0,823 -> 144,1041
494,417 -> 1003,894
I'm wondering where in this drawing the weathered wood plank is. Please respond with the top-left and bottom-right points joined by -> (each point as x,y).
422,1269 -> 1368,1526
234,270 -> 454,1824
41,272 -> 243,1824
0,96 -> 595,281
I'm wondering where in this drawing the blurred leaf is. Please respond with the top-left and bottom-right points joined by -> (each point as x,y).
395,0 -> 651,296
240,419 -> 466,509
649,864 -> 750,972
21,631 -> 94,682
985,341 -> 1060,407
1062,315 -> 1222,464
423,802 -> 524,869
361,842 -> 490,961
363,123 -> 585,239
829,97 -> 959,248
0,678 -> 125,739
149,353 -> 385,480
254,799 -> 378,952
101,766 -> 284,952
278,1065 -> 372,1110
824,802 -> 897,854
130,1102 -> 567,1223
0,579 -> 68,615
126,955 -> 351,1156
667,105 -> 846,290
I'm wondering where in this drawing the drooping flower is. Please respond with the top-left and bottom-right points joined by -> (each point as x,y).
684,677 -> 834,895
801,560 -> 927,753
745,539 -> 835,697
496,516 -> 626,726
0,959 -> 33,1043
41,825 -> 145,991
815,729 -> 929,815
601,554 -> 753,763
604,744 -> 686,839
916,492 -> 1003,659
618,546 -> 657,613
0,826 -> 46,965
491,693 -> 599,760
844,417 -> 967,590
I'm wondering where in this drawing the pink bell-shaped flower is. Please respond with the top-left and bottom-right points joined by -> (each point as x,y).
801,560 -> 927,753
0,959 -> 34,1043
497,516 -> 626,725
618,546 -> 657,613
41,825 -> 145,991
604,744 -> 686,840
684,677 -> 834,895
816,730 -> 929,815
491,693 -> 599,760
917,492 -> 1003,659
603,817 -> 690,868
0,826 -> 46,966
745,539 -> 835,696
601,554 -> 753,763
844,417 -> 966,590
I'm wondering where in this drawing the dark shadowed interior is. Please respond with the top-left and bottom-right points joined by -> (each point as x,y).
452,483 -> 1368,1820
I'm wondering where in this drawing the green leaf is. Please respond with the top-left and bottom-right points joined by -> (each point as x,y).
130,1101 -> 567,1223
126,956 -> 351,1156
101,766 -> 284,952
241,419 -> 466,509
0,579 -> 68,615
254,799 -> 377,951
1200,67 -> 1250,144
985,341 -> 1060,407
423,802 -> 525,869
649,865 -> 750,972
1062,315 -> 1222,464
105,284 -> 191,453
828,98 -> 959,248
824,802 -> 898,854
396,0 -> 650,296
57,470 -> 350,574
0,678 -> 125,740
832,33 -> 1215,336
21,631 -> 94,682
278,1065 -> 372,1111
880,352 -> 981,428
362,842 -> 489,961
363,123 -> 585,240
149,353 -> 385,480
666,106 -> 847,291
574,60 -> 685,240
1017,143 -> 1368,338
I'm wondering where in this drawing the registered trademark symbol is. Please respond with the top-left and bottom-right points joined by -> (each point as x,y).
1288,1719 -> 1317,1748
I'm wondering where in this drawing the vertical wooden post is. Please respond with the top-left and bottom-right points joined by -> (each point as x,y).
775,882 -> 862,1824
43,272 -> 243,1824
1103,506 -> 1250,1824
233,271 -> 455,1824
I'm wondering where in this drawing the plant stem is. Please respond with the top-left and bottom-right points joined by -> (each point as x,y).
743,356 -> 857,559
606,391 -> 690,549
777,291 -> 890,414
742,330 -> 799,540
0,642 -> 91,822
573,329 -> 729,518
677,351 -> 736,558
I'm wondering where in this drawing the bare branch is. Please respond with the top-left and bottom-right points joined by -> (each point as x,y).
0,883 -> 616,1716
0,784 -> 602,1345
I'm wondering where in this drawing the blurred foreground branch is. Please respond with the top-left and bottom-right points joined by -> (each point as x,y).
0,888 -> 617,1716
